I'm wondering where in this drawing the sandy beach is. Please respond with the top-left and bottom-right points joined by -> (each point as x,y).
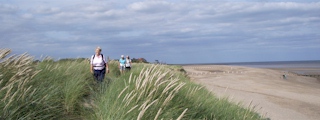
183,65 -> 320,120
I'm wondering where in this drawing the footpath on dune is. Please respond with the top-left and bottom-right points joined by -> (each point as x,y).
183,65 -> 320,120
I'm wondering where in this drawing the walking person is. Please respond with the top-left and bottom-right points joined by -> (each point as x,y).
119,55 -> 126,74
125,55 -> 132,71
90,47 -> 109,83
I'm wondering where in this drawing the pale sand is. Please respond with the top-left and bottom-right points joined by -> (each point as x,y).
183,65 -> 320,120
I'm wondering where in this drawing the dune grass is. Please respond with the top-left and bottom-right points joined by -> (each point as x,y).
0,48 -> 265,120
0,49 -> 92,119
91,64 -> 265,120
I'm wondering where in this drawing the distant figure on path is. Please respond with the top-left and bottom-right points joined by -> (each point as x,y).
90,46 -> 109,83
125,55 -> 132,71
119,55 -> 126,74
283,72 -> 287,79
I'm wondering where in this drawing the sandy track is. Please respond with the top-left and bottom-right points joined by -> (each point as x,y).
183,65 -> 320,120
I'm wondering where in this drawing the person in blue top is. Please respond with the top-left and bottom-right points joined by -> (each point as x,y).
119,55 -> 126,74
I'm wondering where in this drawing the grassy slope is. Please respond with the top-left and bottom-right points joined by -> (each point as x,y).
0,49 -> 265,120
91,63 -> 264,120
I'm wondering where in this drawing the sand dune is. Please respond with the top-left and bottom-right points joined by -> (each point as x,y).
183,65 -> 320,120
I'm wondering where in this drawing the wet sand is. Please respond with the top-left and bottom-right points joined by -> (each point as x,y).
183,65 -> 320,120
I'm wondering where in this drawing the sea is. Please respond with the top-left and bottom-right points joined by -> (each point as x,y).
214,60 -> 320,69
181,60 -> 320,75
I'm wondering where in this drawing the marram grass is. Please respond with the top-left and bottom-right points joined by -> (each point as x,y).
0,49 -> 60,120
0,48 -> 266,120
91,64 -> 266,120
92,65 -> 188,120
0,49 -> 92,119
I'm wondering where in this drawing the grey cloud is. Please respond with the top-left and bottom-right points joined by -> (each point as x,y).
127,1 -> 174,13
31,6 -> 61,14
0,4 -> 18,14
1,1 -> 319,63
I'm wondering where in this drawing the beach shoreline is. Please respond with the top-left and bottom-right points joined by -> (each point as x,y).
183,65 -> 320,120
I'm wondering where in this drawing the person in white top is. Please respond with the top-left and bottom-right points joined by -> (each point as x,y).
90,47 -> 109,83
125,55 -> 132,71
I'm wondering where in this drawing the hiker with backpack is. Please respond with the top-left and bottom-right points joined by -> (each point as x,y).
125,55 -> 132,71
119,55 -> 126,74
90,47 -> 109,83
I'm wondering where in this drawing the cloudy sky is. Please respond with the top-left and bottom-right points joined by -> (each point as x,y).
1,0 -> 319,64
